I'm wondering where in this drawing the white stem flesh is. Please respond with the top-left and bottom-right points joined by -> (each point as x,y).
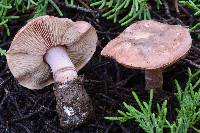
45,47 -> 78,83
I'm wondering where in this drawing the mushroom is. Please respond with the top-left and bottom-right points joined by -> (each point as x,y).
101,20 -> 192,90
6,15 -> 98,128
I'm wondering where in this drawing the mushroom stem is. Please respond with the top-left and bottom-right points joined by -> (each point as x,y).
45,46 -> 93,128
54,78 -> 93,128
145,69 -> 163,90
45,46 -> 78,83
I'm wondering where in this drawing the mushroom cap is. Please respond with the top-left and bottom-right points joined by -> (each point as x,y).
101,20 -> 192,70
6,15 -> 97,89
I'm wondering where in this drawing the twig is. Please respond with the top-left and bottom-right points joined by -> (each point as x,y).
0,125 -> 15,133
162,0 -> 184,25
105,122 -> 114,133
97,93 -> 122,106
192,45 -> 200,52
174,0 -> 179,13
115,122 -> 130,133
76,0 -> 97,17
87,124 -> 107,129
0,88 -> 9,110
96,30 -> 119,35
92,61 -> 111,69
114,74 -> 137,87
11,106 -> 44,123
84,79 -> 104,84
15,123 -> 31,133
103,67 -> 109,94
65,4 -> 96,14
76,0 -> 90,9
10,97 -> 23,118
178,4 -> 194,26
183,59 -> 200,68
115,62 -> 121,82
0,76 -> 11,87
163,0 -> 174,19
151,11 -> 167,23
0,65 -> 9,77
0,40 -> 11,47
43,121 -> 63,133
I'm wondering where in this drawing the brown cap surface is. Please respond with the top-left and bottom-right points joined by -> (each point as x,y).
101,20 -> 192,70
6,15 -> 97,89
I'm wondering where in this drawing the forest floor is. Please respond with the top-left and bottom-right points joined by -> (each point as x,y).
0,1 -> 200,133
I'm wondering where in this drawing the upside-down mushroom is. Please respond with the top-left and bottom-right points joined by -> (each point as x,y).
6,15 -> 98,128
101,20 -> 192,90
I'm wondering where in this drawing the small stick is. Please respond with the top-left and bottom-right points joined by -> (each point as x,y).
105,122 -> 114,133
183,59 -> 200,68
192,45 -> 200,52
174,0 -> 179,13
115,122 -> 130,133
65,4 -> 96,13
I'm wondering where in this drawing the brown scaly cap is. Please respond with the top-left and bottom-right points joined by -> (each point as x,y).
101,20 -> 192,70
6,15 -> 97,89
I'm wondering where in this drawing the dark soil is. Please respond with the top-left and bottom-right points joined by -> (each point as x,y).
0,1 -> 200,133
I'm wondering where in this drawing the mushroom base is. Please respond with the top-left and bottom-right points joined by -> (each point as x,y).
145,69 -> 163,90
53,77 -> 93,128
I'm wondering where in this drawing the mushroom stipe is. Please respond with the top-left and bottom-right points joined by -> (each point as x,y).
54,77 -> 93,128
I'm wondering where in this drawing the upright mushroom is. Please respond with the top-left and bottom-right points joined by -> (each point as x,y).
101,20 -> 192,90
6,15 -> 98,128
